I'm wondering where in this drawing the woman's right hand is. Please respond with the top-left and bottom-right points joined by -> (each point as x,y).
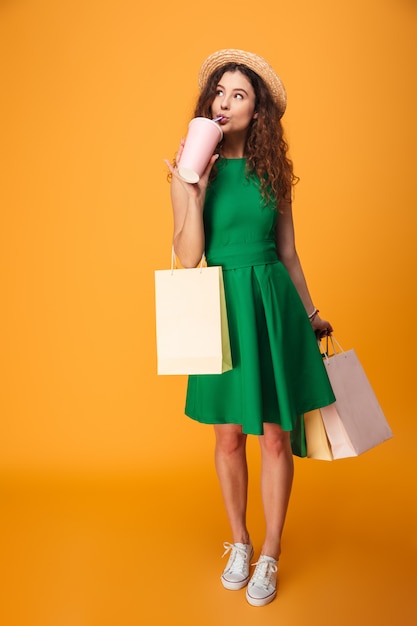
164,140 -> 219,201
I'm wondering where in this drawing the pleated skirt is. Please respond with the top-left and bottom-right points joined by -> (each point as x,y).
185,255 -> 335,456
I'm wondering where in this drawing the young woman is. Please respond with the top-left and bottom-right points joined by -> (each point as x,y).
165,49 -> 335,607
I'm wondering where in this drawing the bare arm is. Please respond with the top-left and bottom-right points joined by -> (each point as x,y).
276,197 -> 333,337
164,140 -> 218,268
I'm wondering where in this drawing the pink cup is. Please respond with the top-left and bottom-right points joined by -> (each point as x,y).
178,117 -> 223,183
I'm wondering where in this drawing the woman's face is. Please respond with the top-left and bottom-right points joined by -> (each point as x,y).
210,70 -> 257,135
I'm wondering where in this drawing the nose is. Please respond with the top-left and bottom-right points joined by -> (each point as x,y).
220,96 -> 230,110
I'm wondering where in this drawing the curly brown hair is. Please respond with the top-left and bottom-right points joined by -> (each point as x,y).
194,63 -> 298,208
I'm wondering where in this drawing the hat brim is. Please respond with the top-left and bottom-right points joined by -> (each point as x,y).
198,49 -> 287,117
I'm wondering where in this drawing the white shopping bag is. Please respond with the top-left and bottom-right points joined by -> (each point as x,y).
305,338 -> 393,460
155,256 -> 232,375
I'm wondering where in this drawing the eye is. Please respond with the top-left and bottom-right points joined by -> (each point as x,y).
215,89 -> 224,96
234,93 -> 244,100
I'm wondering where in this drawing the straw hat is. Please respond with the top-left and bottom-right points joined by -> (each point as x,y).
198,49 -> 287,117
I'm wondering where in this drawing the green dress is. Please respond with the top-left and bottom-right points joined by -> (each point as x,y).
185,158 -> 335,457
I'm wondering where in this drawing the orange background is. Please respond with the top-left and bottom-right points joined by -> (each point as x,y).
0,1 -> 416,625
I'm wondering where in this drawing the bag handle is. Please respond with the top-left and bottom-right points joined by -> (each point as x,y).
320,335 -> 344,362
171,246 -> 206,274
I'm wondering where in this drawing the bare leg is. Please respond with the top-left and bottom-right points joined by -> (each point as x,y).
258,423 -> 294,559
214,424 -> 250,545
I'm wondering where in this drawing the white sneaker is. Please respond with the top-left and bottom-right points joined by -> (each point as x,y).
220,542 -> 254,590
246,555 -> 278,606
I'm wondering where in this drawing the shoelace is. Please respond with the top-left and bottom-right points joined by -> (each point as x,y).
222,542 -> 250,573
250,558 -> 278,589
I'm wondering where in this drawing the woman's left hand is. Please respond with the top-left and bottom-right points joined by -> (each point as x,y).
311,314 -> 333,339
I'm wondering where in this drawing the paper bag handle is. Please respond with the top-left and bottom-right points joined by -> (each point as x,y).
171,246 -> 206,274
320,335 -> 344,362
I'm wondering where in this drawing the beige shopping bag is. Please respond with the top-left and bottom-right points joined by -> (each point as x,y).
154,255 -> 232,375
304,409 -> 333,461
306,338 -> 393,460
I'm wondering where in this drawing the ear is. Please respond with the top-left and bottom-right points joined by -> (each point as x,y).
253,111 -> 258,119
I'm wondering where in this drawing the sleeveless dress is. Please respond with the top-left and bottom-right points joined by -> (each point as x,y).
185,158 -> 335,457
